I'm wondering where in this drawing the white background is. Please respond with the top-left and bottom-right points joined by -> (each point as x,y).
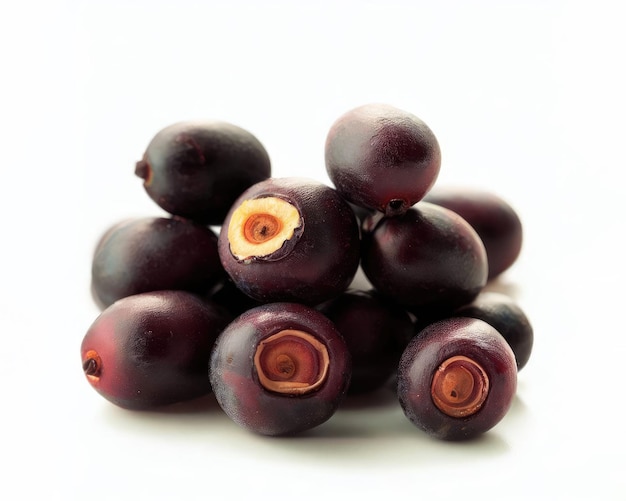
2,1 -> 625,499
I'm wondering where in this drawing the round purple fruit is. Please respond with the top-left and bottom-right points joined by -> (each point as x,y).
317,290 -> 414,395
325,103 -> 441,217
423,186 -> 523,279
91,216 -> 224,309
81,291 -> 232,410
361,202 -> 488,315
218,177 -> 361,305
209,302 -> 351,436
397,317 -> 517,440
135,121 -> 271,225
454,292 -> 534,371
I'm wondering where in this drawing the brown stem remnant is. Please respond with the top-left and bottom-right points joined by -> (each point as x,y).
254,329 -> 329,395
385,198 -> 409,217
134,159 -> 153,186
82,350 -> 102,383
431,355 -> 489,418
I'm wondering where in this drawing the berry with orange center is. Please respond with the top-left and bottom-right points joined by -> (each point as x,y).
210,302 -> 351,436
397,317 -> 517,440
218,177 -> 361,305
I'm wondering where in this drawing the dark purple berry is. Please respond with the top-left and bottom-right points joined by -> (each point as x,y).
135,121 -> 271,225
210,302 -> 351,436
91,216 -> 224,309
423,187 -> 523,279
317,290 -> 414,394
397,317 -> 517,440
361,202 -> 488,315
218,177 -> 360,305
81,291 -> 232,410
325,103 -> 441,217
454,292 -> 533,371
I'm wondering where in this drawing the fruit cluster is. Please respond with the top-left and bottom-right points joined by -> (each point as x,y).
82,103 -> 532,441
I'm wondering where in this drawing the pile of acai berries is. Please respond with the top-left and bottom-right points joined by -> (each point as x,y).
82,103 -> 532,441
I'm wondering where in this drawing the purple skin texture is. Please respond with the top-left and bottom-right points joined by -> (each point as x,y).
209,302 -> 352,436
218,177 -> 361,305
135,121 -> 271,226
91,217 -> 225,309
81,291 -> 233,410
397,317 -> 517,441
361,202 -> 488,315
325,103 -> 441,217
423,187 -> 523,279
317,290 -> 414,395
454,292 -> 534,371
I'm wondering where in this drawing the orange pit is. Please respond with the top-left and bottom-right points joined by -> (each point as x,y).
254,329 -> 329,395
431,355 -> 489,418
243,213 -> 282,244
228,196 -> 302,261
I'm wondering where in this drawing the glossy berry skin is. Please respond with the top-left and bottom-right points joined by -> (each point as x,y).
361,202 -> 488,315
210,302 -> 351,436
81,291 -> 232,410
423,187 -> 523,279
454,292 -> 534,371
135,121 -> 271,225
397,317 -> 517,440
218,177 -> 361,305
317,290 -> 414,394
91,217 -> 224,309
325,103 -> 441,217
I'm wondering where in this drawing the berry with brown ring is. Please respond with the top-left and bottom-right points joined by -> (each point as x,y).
209,302 -> 351,436
397,317 -> 517,440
